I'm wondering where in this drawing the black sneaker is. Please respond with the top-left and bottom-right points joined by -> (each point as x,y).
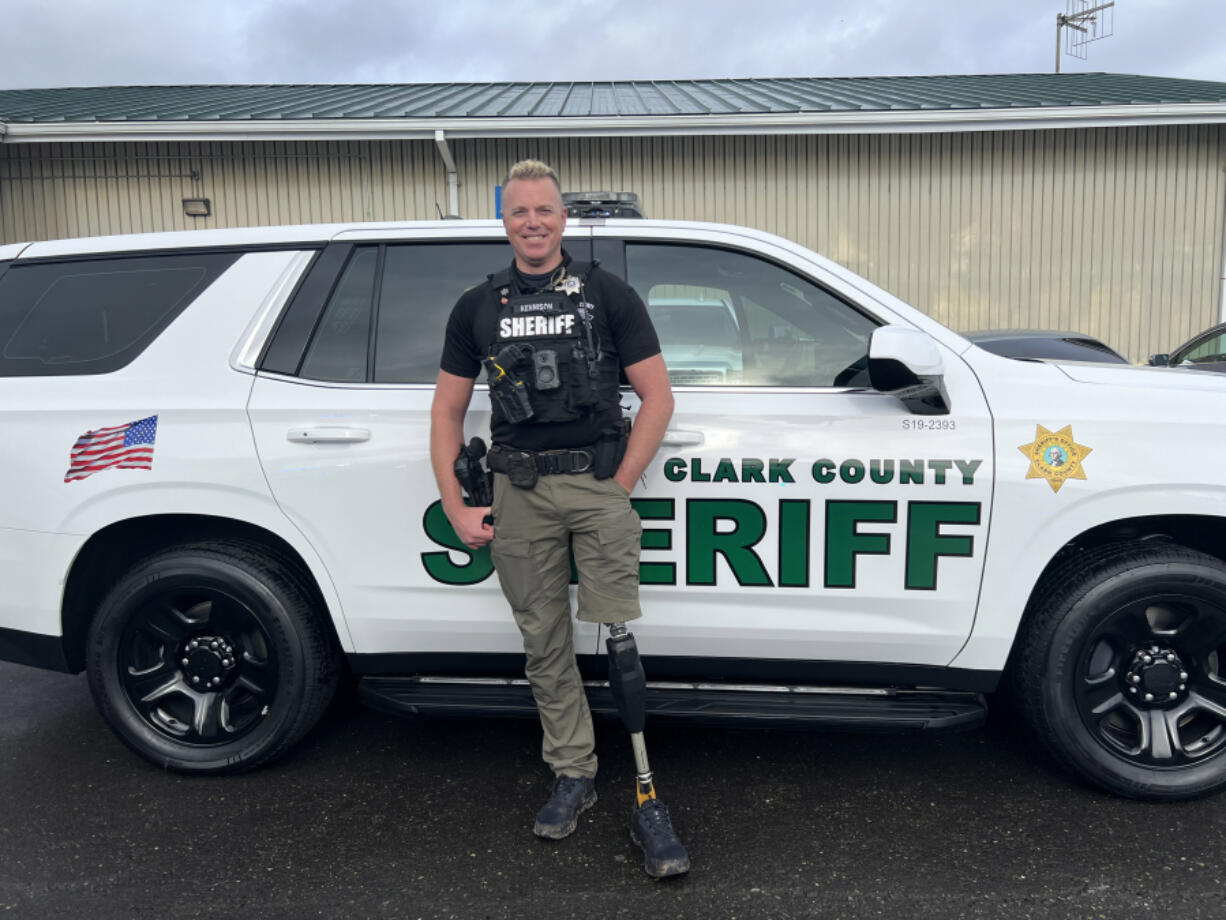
630,799 -> 691,877
533,775 -> 597,840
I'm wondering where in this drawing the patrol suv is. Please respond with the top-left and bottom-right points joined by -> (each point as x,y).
3,219 -> 1225,802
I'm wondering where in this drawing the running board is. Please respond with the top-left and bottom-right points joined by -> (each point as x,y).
358,676 -> 986,732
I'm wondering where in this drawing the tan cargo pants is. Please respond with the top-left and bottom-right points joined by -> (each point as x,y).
489,470 -> 643,779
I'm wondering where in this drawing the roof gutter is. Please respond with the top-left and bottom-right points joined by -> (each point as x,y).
3,102 -> 1226,143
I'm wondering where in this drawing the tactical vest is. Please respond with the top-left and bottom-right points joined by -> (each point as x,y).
482,261 -> 622,426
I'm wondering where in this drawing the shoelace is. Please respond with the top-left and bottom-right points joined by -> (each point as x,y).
637,800 -> 677,837
550,776 -> 588,801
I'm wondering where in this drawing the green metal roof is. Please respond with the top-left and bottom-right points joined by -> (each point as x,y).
1,74 -> 1225,123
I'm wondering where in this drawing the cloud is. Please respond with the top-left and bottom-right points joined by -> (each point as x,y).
0,0 -> 1222,89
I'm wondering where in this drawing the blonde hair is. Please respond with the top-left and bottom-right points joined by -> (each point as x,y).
502,159 -> 561,193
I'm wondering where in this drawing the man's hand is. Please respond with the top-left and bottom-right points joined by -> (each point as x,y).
447,504 -> 494,549
431,369 -> 485,541
616,354 -> 675,494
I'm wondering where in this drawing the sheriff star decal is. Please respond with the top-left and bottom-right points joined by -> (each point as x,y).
1018,424 -> 1092,493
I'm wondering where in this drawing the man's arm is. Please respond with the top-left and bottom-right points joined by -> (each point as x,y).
615,354 -> 674,495
430,369 -> 494,549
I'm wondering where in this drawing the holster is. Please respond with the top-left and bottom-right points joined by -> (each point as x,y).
453,438 -> 493,507
483,345 -> 535,424
592,417 -> 631,480
488,379 -> 535,424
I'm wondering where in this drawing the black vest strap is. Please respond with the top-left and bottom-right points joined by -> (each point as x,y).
487,266 -> 513,289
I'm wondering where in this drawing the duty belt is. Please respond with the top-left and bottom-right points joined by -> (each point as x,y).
488,444 -> 595,476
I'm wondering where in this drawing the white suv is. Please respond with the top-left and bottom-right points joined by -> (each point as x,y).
3,219 -> 1226,801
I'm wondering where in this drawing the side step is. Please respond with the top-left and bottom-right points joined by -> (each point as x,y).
358,677 -> 986,732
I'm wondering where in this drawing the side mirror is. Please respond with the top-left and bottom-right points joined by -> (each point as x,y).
1148,353 -> 1170,367
868,326 -> 950,415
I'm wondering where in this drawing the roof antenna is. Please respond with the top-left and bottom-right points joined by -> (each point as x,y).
435,202 -> 445,220
1055,1 -> 1115,73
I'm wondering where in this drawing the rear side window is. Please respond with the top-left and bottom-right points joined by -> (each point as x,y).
299,247 -> 378,382
292,242 -> 510,384
0,252 -> 238,376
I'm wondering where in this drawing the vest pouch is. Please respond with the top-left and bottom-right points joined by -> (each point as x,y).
567,342 -> 601,411
503,451 -> 540,489
521,342 -> 584,423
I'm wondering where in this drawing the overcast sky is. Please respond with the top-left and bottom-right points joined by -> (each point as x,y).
0,0 -> 1222,89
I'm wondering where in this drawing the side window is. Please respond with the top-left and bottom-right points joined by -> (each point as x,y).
0,252 -> 238,377
299,247 -> 378,382
625,243 -> 879,387
1178,331 -> 1226,365
374,242 -> 510,384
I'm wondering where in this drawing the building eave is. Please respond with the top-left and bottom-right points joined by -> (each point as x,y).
4,102 -> 1226,143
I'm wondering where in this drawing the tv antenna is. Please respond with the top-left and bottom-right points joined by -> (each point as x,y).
1055,1 -> 1115,73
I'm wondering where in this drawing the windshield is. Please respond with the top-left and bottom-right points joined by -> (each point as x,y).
652,303 -> 740,348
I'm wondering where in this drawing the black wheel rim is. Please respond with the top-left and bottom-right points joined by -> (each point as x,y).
117,585 -> 280,746
1075,590 -> 1226,768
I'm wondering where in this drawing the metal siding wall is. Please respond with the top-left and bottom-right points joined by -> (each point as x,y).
451,130 -> 1224,360
1,128 -> 1222,360
0,139 -> 447,239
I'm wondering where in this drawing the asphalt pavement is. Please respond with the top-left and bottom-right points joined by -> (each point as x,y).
2,660 -> 1224,920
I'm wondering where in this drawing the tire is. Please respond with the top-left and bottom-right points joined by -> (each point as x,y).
86,541 -> 340,774
1013,540 -> 1226,800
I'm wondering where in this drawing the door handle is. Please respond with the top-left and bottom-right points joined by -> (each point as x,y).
661,429 -> 704,447
286,427 -> 371,444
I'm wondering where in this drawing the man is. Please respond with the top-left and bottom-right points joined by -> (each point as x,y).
429,160 -> 687,876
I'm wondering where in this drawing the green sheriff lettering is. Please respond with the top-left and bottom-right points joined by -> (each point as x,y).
423,497 -> 982,591
667,457 -> 984,486
809,457 -> 984,486
663,457 -> 795,483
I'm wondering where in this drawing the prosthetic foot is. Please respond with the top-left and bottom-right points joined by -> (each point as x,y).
606,623 -> 691,878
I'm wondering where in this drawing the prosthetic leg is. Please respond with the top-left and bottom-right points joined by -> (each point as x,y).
606,623 -> 691,877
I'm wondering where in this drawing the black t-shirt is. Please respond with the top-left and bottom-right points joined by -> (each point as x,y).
512,264 -> 560,293
441,253 -> 661,450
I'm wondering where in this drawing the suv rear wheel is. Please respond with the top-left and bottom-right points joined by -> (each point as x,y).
86,542 -> 339,773
1014,541 -> 1226,799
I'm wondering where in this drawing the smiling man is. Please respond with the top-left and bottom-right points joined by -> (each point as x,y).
429,160 -> 687,876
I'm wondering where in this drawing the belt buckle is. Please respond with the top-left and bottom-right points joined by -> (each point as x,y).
568,449 -> 593,474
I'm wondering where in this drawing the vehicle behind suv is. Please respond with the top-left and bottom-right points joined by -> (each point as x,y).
3,219 -> 1226,803
650,297 -> 745,384
963,329 -> 1130,364
1149,321 -> 1226,374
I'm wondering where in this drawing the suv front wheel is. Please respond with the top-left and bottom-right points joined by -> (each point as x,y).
86,542 -> 340,774
1014,541 -> 1226,800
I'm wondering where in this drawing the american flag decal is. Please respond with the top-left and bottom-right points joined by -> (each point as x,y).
64,415 -> 158,483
